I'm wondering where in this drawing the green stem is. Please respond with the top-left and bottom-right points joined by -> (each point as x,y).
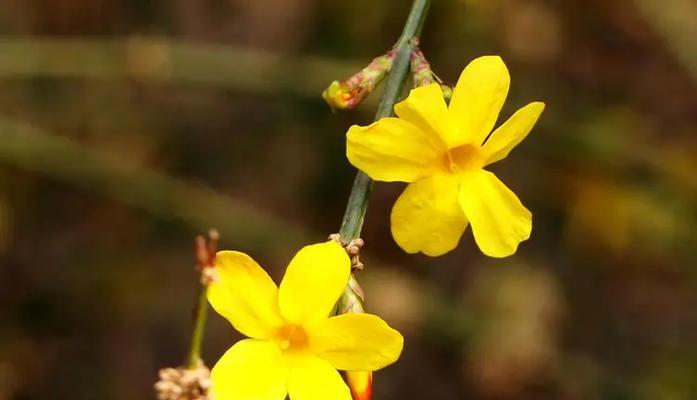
186,284 -> 209,368
336,0 -> 430,319
339,0 -> 430,241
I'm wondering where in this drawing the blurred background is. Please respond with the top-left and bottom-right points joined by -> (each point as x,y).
1,0 -> 696,399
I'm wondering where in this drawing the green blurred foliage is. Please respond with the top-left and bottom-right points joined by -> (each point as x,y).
1,0 -> 696,399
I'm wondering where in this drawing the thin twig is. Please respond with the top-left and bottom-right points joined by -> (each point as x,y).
338,0 -> 431,241
187,285 -> 209,368
186,231 -> 219,368
336,0 -> 431,312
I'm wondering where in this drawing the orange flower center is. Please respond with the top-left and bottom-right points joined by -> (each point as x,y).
441,144 -> 483,173
275,324 -> 309,352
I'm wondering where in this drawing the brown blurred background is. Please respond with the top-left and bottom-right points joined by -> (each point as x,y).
1,0 -> 696,399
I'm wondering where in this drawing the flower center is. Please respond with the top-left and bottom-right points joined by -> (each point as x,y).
441,144 -> 483,173
275,324 -> 309,352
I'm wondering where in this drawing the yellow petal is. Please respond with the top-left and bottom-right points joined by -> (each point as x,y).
346,117 -> 444,182
287,356 -> 351,400
210,339 -> 288,400
448,56 -> 510,147
310,313 -> 403,371
208,251 -> 283,339
391,174 -> 468,256
278,241 -> 350,325
482,102 -> 545,166
458,170 -> 532,257
393,83 -> 453,147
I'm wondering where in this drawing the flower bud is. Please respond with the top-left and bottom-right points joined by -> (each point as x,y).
410,45 -> 453,101
410,46 -> 435,87
440,84 -> 453,101
347,371 -> 373,400
323,51 -> 395,110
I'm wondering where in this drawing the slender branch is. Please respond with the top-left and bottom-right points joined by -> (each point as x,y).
339,0 -> 430,241
185,232 -> 219,369
336,0 -> 430,328
186,285 -> 209,368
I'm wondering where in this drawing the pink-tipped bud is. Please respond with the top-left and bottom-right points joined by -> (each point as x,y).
410,45 -> 435,87
410,45 -> 453,101
346,371 -> 373,400
323,51 -> 395,111
323,80 -> 367,110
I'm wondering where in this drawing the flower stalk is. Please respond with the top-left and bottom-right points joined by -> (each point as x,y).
186,230 -> 219,369
186,287 -> 209,368
155,231 -> 218,400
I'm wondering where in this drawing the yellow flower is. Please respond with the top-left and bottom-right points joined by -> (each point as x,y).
207,241 -> 403,400
346,56 -> 545,258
